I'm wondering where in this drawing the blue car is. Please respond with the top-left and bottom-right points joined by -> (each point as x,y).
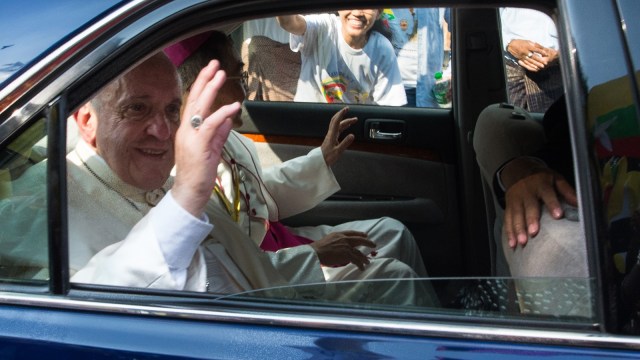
1,0 -> 640,358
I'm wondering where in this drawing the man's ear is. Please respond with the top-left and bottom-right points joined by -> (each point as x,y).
73,102 -> 98,148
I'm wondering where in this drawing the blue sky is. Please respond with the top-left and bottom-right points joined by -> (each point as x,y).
0,0 -> 120,83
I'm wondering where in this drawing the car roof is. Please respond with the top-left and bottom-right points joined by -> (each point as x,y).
0,0 -> 127,87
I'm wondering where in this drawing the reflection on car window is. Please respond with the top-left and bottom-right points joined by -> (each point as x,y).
54,5 -> 601,328
619,0 -> 640,76
235,9 -> 453,108
0,115 -> 49,282
217,278 -> 595,321
499,8 -> 563,113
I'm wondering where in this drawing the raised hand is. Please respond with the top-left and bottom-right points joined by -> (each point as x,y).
173,60 -> 240,217
321,107 -> 357,167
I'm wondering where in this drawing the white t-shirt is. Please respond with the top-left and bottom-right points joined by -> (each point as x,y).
500,8 -> 558,51
290,13 -> 406,106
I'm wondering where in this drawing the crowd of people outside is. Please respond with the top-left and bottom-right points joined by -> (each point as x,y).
236,8 -> 563,112
238,9 -> 452,107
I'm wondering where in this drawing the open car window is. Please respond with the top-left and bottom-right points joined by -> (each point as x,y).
4,3 -> 626,349
233,9 -> 453,109
498,8 -> 563,114
0,113 -> 49,282
49,7 -> 596,327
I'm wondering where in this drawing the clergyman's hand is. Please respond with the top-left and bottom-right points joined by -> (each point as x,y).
321,107 -> 357,167
310,231 -> 376,270
173,60 -> 240,217
504,168 -> 577,249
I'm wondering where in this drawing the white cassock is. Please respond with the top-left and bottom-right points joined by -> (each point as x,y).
63,142 -> 432,305
65,140 -> 287,295
14,139 -> 431,305
212,131 -> 436,305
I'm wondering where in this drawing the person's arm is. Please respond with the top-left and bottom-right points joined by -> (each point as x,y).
276,15 -> 307,36
71,191 -> 211,290
500,96 -> 575,248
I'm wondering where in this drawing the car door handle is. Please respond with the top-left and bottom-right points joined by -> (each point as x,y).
369,128 -> 402,140
365,119 -> 405,141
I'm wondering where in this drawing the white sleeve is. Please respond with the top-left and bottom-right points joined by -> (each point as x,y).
266,245 -> 326,287
371,35 -> 407,106
262,147 -> 340,220
153,190 -> 213,286
500,8 -> 514,51
71,190 -> 211,290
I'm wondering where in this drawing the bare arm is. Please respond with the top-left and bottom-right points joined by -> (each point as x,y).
276,15 -> 307,36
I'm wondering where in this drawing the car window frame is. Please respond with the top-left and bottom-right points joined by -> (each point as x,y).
2,0 -> 640,352
62,2 -> 600,330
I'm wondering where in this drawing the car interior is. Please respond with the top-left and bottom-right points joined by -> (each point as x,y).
0,2 -> 611,336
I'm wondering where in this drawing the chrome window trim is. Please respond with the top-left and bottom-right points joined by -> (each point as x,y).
1,291 -> 639,351
0,0 -> 147,109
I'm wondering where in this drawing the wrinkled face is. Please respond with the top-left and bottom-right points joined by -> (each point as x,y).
338,9 -> 380,48
212,43 -> 247,128
93,55 -> 182,190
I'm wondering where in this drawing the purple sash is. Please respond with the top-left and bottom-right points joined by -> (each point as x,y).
260,221 -> 313,251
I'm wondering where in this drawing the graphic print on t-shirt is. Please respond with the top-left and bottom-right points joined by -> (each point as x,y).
321,77 -> 346,103
321,75 -> 370,104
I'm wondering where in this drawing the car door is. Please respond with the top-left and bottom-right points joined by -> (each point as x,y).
2,0 -> 640,358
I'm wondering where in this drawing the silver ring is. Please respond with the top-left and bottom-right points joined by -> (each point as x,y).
190,115 -> 203,129
526,52 -> 533,58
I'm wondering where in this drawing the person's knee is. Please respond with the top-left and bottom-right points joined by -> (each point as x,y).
373,217 -> 415,244
503,208 -> 587,278
377,217 -> 410,233
372,258 -> 418,278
